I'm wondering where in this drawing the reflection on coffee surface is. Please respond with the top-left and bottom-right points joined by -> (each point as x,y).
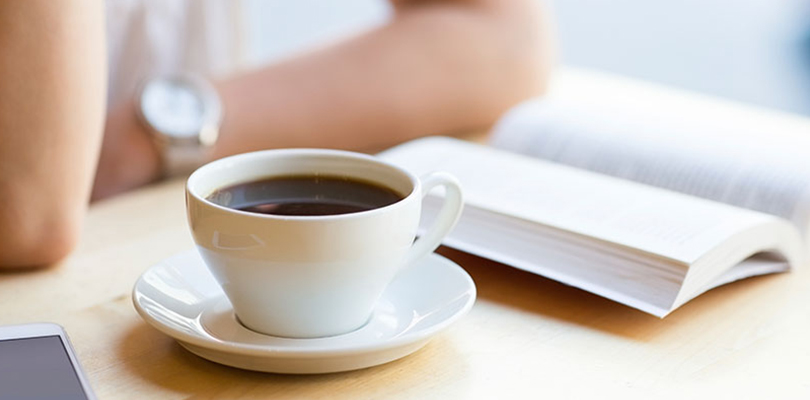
207,175 -> 403,216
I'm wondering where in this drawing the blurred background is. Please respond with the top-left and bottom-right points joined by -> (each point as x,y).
242,0 -> 810,116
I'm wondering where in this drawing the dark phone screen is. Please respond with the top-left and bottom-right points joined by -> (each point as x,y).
0,335 -> 88,400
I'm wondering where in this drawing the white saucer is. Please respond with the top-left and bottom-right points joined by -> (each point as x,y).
132,250 -> 476,374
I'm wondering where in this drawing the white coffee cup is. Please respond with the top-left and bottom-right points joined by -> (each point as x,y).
186,148 -> 463,338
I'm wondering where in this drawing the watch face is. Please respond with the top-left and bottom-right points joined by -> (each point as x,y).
141,78 -> 206,138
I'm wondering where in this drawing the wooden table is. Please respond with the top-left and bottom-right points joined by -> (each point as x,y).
3,71 -> 810,398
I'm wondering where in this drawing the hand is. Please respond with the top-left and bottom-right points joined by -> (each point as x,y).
91,100 -> 162,201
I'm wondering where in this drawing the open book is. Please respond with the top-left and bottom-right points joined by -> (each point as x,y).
379,74 -> 810,317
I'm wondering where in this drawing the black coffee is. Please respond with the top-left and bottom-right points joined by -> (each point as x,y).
207,175 -> 404,216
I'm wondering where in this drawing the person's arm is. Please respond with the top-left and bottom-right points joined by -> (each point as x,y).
93,0 -> 552,198
216,0 -> 552,154
0,1 -> 107,267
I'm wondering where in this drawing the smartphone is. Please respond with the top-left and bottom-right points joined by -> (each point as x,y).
0,323 -> 96,400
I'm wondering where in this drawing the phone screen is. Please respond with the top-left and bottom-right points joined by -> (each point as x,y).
0,335 -> 89,400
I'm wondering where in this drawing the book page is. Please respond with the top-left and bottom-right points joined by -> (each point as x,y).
381,137 -> 778,265
490,72 -> 810,236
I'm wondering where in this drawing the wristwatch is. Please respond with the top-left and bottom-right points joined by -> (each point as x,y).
136,73 -> 223,178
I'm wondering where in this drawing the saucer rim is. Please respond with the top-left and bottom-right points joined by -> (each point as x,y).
132,250 -> 476,358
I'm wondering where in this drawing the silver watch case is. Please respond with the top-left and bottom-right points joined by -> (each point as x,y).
136,73 -> 223,178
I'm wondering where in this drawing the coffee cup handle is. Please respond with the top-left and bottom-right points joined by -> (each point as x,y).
402,172 -> 464,269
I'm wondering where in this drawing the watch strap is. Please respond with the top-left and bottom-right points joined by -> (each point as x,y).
159,129 -> 218,178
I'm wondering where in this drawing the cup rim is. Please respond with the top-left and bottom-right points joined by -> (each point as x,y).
186,148 -> 420,221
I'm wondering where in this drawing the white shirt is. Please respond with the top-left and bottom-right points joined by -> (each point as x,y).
105,0 -> 244,108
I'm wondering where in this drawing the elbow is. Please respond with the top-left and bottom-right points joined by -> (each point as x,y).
0,216 -> 81,269
441,0 -> 557,125
489,0 -> 556,105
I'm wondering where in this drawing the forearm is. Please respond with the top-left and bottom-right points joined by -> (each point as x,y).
0,1 -> 107,267
213,0 -> 552,157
